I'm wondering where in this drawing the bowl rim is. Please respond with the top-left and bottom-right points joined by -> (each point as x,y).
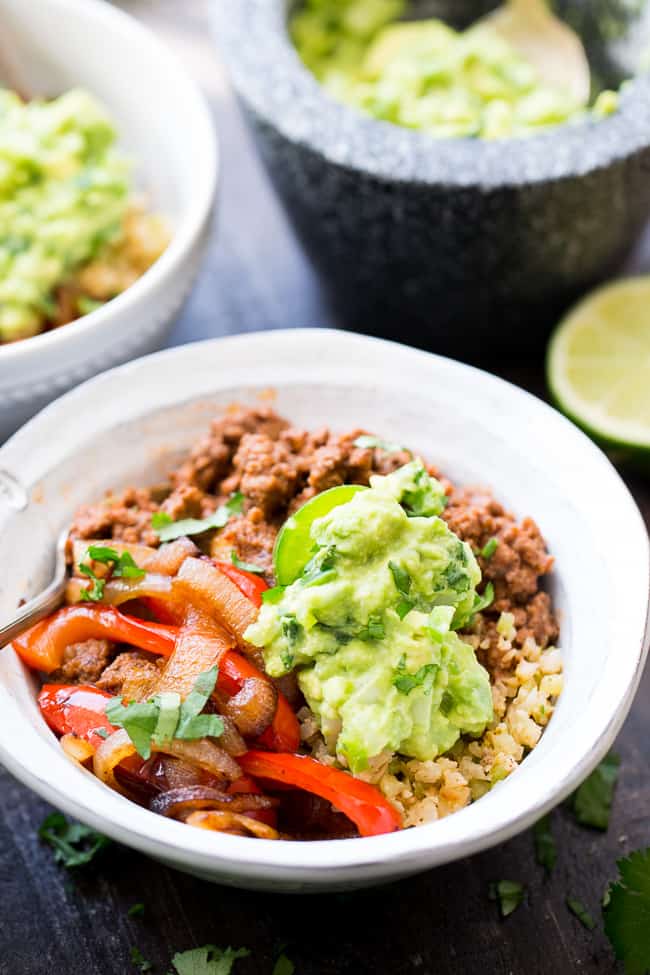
213,0 -> 650,188
0,0 -> 218,364
0,328 -> 648,883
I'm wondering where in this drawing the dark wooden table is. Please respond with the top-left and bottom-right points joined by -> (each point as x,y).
1,4 -> 649,972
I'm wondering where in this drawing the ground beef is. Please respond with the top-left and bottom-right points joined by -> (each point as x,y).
51,639 -> 115,685
211,510 -> 278,575
224,433 -> 300,517
96,651 -> 163,700
70,487 -> 161,547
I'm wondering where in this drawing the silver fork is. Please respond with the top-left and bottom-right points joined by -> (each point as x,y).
0,529 -> 68,648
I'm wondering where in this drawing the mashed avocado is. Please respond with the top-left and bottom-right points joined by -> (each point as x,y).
291,0 -> 618,139
0,88 -> 130,341
246,463 -> 493,772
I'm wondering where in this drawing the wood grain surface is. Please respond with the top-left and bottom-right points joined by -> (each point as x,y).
1,3 -> 648,972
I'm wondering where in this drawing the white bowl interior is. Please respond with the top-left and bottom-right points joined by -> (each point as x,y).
0,330 -> 647,890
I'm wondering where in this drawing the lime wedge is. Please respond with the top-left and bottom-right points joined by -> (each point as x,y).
547,278 -> 650,458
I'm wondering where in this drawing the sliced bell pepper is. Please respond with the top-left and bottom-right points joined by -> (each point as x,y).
38,684 -> 115,748
212,562 -> 269,608
12,605 -> 177,673
238,751 -> 402,837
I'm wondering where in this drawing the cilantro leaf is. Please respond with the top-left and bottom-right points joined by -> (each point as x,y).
105,699 -> 159,759
393,659 -> 438,695
357,613 -> 385,641
171,945 -> 250,975
86,545 -> 145,580
78,562 -> 105,602
273,955 -> 295,975
152,493 -> 244,543
388,560 -> 411,597
230,551 -> 265,575
400,466 -> 447,518
396,598 -> 414,620
572,752 -> 620,830
128,903 -> 145,918
176,666 -> 223,741
130,946 -> 152,973
567,897 -> 596,931
481,537 -> 499,560
533,814 -> 557,875
472,582 -> 495,615
603,847 -> 650,975
39,812 -> 110,868
353,434 -> 409,455
489,880 -> 525,918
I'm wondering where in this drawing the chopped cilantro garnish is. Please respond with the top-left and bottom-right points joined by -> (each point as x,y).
566,897 -> 596,931
396,598 -> 414,620
533,814 -> 557,875
300,546 -> 337,587
280,649 -> 295,670
388,560 -> 411,597
489,879 -> 525,917
39,812 -> 110,868
128,903 -> 145,919
171,945 -> 250,975
357,613 -> 385,641
481,537 -> 499,560
603,847 -> 650,975
152,493 -> 244,543
572,752 -> 620,830
393,660 -> 438,695
77,295 -> 105,316
272,954 -> 295,975
262,585 -> 286,605
472,582 -> 495,615
130,946 -> 152,973
281,615 -> 302,647
93,727 -> 110,740
85,545 -> 145,580
400,465 -> 447,517
78,562 -> 105,602
230,551 -> 265,575
105,667 -> 223,759
353,434 -> 410,455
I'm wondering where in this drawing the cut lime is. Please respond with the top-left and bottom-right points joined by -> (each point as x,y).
547,278 -> 650,459
274,484 -> 367,586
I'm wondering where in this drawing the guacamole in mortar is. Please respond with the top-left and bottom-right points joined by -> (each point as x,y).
0,88 -> 130,341
291,0 -> 618,139
246,463 -> 494,772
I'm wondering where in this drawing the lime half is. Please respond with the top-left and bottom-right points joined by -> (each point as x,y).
547,278 -> 650,460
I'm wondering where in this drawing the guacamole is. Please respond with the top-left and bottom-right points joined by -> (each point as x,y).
245,463 -> 493,772
291,0 -> 618,139
0,88 -> 130,341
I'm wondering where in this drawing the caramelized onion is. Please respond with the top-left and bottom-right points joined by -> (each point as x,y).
185,809 -> 279,839
70,537 -> 198,577
66,573 -> 173,606
220,677 -> 277,738
174,557 -> 257,648
218,716 -> 247,757
94,729 -> 242,797
60,733 -> 95,765
150,785 -> 274,819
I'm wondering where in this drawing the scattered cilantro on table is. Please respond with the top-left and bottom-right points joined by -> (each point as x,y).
171,945 -> 250,975
128,903 -> 146,919
131,946 -> 153,973
272,953 -> 295,975
533,814 -> 557,875
39,812 -> 110,868
603,847 -> 650,975
488,880 -> 525,917
572,752 -> 620,830
566,897 -> 596,931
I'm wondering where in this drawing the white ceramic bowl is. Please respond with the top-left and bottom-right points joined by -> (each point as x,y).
0,0 -> 217,441
0,329 -> 648,893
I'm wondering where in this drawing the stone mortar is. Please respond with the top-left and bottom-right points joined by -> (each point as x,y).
214,0 -> 650,354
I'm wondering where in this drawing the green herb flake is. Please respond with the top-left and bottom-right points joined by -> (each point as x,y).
130,946 -> 152,973
533,814 -> 557,875
353,434 -> 409,455
395,598 -> 414,620
572,752 -> 620,830
175,666 -> 224,742
78,562 -> 105,602
603,847 -> 650,975
93,727 -> 110,740
152,493 -> 244,543
128,903 -> 145,919
394,662 -> 438,696
566,897 -> 596,931
86,545 -> 145,580
472,581 -> 495,615
272,954 -> 295,975
481,537 -> 499,560
171,945 -> 250,975
77,296 -> 105,316
39,812 -> 111,869
489,880 -> 525,918
281,615 -> 302,647
230,551 -> 265,575
358,613 -> 385,641
105,699 -> 159,759
401,466 -> 447,518
388,560 -> 411,597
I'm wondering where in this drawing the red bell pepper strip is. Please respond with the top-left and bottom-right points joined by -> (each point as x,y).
219,651 -> 300,753
38,684 -> 115,748
238,751 -> 402,837
212,562 -> 269,608
12,605 -> 177,673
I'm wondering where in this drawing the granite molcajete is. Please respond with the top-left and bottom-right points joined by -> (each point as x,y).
214,0 -> 650,352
